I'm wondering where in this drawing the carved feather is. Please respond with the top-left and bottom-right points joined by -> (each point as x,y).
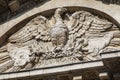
9,16 -> 51,44
66,10 -> 117,59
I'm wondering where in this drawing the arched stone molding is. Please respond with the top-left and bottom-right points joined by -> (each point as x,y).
0,6 -> 119,45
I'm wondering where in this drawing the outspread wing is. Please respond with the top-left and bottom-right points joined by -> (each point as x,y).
7,15 -> 53,52
9,16 -> 51,44
65,11 -> 119,60
0,15 -> 54,72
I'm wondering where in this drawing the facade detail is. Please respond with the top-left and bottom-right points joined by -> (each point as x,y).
0,5 -> 119,80
0,7 -> 119,70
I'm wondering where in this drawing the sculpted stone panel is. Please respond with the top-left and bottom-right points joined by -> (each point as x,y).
0,7 -> 119,73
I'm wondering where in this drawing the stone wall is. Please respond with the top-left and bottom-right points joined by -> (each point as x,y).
0,0 -> 45,24
98,0 -> 120,4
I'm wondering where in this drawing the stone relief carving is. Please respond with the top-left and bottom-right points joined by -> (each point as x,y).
0,7 -> 119,72
84,33 -> 114,57
50,8 -> 68,52
7,43 -> 34,67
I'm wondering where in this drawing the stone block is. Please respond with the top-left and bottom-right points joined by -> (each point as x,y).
99,72 -> 110,80
73,76 -> 82,80
8,0 -> 20,12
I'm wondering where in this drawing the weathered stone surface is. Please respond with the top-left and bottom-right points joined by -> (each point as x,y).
0,1 -> 119,80
0,7 -> 119,73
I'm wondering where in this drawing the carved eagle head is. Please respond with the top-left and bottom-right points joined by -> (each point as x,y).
55,7 -> 67,15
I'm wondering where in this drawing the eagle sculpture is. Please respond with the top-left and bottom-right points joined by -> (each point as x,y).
50,8 -> 68,52
0,7 -> 119,72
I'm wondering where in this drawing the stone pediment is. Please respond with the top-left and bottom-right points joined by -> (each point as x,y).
0,7 -> 120,73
